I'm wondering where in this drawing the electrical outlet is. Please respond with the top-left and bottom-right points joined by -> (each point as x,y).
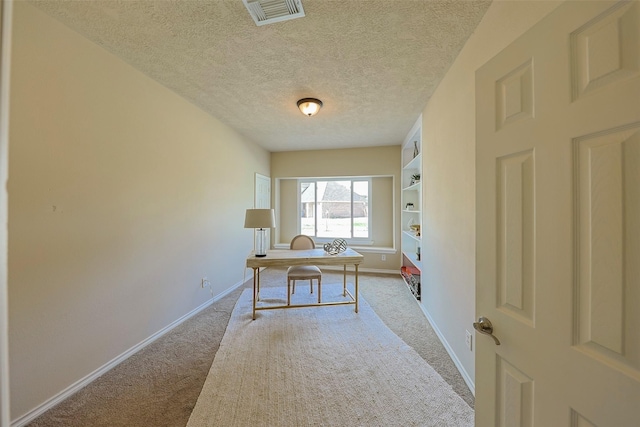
465,330 -> 473,351
201,277 -> 207,288
381,254 -> 386,261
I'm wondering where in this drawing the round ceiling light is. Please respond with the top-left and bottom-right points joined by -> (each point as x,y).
297,98 -> 323,117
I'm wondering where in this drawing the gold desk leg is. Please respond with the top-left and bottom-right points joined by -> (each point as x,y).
355,264 -> 359,313
256,267 -> 261,299
252,267 -> 258,320
343,264 -> 347,296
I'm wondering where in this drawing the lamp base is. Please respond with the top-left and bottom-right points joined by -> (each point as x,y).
255,228 -> 268,258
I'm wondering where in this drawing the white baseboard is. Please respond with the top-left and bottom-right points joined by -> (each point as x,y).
415,303 -> 476,396
11,275 -> 252,427
11,271 -> 471,426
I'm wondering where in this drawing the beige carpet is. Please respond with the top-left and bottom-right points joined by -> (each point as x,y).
187,284 -> 474,427
27,270 -> 473,426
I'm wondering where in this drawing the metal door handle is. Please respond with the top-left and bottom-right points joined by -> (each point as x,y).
473,316 -> 501,345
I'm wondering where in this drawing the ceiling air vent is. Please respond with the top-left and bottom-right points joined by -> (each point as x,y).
243,0 -> 305,26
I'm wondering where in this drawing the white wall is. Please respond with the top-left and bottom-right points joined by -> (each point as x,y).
7,0 -> 571,420
271,146 -> 400,270
8,2 -> 269,420
420,0 -> 562,390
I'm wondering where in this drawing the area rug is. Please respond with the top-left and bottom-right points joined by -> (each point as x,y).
187,283 -> 474,427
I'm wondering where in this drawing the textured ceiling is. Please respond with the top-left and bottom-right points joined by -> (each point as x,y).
30,0 -> 492,152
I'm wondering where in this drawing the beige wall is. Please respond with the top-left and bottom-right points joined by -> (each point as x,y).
420,0 -> 562,390
6,0 -> 569,419
271,146 -> 399,270
278,178 -> 299,242
8,2 -> 269,419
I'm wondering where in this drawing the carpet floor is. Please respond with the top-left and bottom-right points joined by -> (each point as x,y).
187,284 -> 473,426
27,269 -> 474,426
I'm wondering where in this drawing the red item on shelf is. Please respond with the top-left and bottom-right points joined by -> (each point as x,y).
401,265 -> 420,276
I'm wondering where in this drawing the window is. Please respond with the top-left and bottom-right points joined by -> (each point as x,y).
299,178 -> 371,242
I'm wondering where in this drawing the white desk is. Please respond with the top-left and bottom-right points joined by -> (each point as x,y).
245,248 -> 364,320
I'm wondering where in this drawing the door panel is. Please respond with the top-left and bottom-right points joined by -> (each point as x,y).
497,357 -> 534,427
497,150 -> 535,326
476,1 -> 640,426
255,173 -> 271,209
571,2 -> 640,101
575,124 -> 640,372
255,173 -> 271,248
495,60 -> 534,131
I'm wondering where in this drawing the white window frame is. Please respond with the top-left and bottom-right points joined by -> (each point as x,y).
297,177 -> 373,245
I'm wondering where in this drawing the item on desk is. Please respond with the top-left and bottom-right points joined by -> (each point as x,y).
323,238 -> 347,255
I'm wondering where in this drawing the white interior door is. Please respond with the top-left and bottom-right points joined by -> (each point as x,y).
476,1 -> 640,426
0,1 -> 12,426
255,173 -> 271,248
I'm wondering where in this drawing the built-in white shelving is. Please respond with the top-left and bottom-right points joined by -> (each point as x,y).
400,116 -> 422,301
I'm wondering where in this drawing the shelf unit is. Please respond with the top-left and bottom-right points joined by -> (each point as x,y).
400,117 -> 422,301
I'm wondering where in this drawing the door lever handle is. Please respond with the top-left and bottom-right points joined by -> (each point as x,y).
473,316 -> 501,345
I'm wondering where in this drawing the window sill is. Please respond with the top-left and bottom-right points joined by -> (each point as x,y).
274,243 -> 396,254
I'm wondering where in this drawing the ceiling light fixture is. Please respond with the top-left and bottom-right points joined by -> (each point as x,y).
297,98 -> 323,117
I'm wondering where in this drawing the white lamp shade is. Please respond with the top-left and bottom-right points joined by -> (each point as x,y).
244,209 -> 275,229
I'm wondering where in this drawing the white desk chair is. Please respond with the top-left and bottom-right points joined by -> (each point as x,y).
287,235 -> 322,304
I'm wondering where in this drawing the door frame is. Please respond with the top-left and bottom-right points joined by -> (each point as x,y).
0,1 -> 12,425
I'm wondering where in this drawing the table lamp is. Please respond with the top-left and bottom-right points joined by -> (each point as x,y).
244,208 -> 275,257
